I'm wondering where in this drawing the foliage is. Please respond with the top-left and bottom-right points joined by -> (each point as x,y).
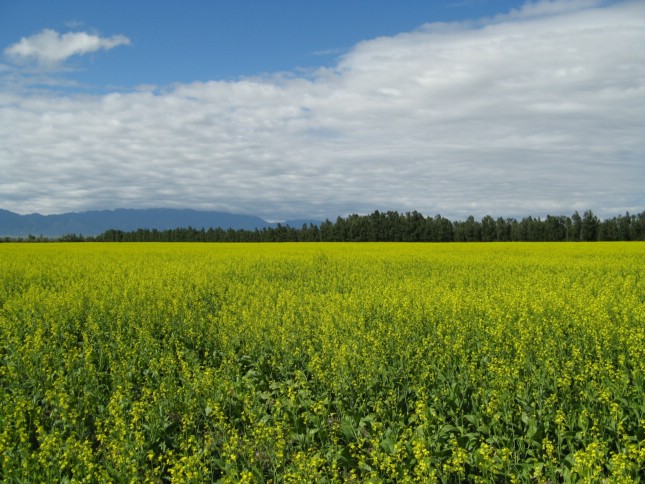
1,242 -> 644,482
95,209 -> 645,242
4,209 -> 644,243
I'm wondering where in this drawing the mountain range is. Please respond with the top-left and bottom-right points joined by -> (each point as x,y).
0,208 -> 320,238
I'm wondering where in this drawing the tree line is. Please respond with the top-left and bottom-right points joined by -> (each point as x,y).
31,209 -> 643,242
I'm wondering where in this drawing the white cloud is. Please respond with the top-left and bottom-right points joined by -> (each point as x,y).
491,0 -> 605,21
4,29 -> 130,66
0,1 -> 643,220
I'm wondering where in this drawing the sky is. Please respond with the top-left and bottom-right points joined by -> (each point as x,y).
1,0 -> 643,221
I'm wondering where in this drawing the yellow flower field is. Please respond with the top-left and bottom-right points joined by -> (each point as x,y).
1,242 -> 644,482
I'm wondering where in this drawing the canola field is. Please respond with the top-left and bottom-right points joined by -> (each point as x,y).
1,242 -> 644,482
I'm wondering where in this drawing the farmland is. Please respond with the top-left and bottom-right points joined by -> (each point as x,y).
1,242 -> 644,482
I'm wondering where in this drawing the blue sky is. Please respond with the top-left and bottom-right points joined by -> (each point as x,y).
1,0 -> 643,220
0,1 -> 525,88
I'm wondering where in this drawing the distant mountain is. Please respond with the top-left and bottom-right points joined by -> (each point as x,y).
0,208 -> 320,238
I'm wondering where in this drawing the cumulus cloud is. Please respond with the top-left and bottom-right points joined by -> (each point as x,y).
0,1 -> 643,220
4,29 -> 130,66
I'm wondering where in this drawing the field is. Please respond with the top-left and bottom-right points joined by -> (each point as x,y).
1,242 -> 644,482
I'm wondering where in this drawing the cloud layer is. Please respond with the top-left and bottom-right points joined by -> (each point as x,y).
4,29 -> 130,66
1,1 -> 644,220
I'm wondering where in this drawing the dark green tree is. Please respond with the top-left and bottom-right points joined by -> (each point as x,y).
581,210 -> 599,241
